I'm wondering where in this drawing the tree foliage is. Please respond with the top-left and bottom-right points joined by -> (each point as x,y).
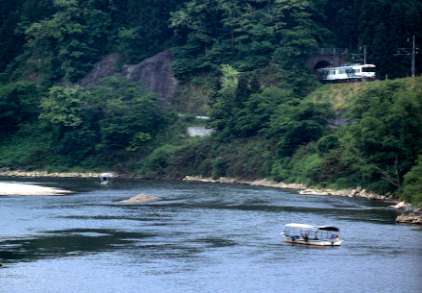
402,156 -> 422,207
39,78 -> 166,164
170,0 -> 326,77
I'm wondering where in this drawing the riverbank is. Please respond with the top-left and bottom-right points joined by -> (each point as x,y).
1,171 -> 420,224
183,176 -> 392,201
0,170 -> 115,178
183,176 -> 422,225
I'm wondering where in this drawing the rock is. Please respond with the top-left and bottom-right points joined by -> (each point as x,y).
299,189 -> 330,196
122,50 -> 178,105
117,194 -> 160,205
79,53 -> 122,87
391,201 -> 413,211
396,213 -> 422,225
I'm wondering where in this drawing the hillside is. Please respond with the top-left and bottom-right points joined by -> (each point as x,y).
6,76 -> 419,203
0,0 -> 421,206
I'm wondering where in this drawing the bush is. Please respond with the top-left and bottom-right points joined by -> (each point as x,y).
0,81 -> 40,137
401,157 -> 422,207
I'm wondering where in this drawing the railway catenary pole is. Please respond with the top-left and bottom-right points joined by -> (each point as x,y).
412,35 -> 416,77
394,34 -> 419,77
363,45 -> 367,65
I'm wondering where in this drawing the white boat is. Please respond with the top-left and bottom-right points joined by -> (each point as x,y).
283,223 -> 342,247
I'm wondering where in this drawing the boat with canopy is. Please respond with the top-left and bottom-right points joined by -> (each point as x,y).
283,223 -> 342,247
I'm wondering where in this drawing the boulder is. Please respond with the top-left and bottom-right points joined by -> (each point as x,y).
391,201 -> 413,211
117,194 -> 160,205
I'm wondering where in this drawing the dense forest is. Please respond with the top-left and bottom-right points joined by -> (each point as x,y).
0,0 -> 421,205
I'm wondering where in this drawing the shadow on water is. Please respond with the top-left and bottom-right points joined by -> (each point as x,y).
141,202 -> 397,224
193,237 -> 238,248
56,201 -> 397,225
0,228 -> 227,265
0,228 -> 155,264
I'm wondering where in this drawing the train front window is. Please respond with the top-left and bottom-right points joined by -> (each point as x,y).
362,67 -> 376,72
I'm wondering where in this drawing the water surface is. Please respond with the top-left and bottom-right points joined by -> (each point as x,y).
1,179 -> 421,293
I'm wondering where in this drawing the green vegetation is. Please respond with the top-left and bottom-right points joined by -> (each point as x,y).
402,157 -> 422,207
0,1 -> 421,205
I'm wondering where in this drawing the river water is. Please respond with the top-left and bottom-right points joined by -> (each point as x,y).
1,179 -> 421,293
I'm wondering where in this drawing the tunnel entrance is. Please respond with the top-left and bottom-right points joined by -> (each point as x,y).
313,60 -> 332,71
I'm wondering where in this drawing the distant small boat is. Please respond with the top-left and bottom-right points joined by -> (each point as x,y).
99,172 -> 115,185
283,223 -> 342,247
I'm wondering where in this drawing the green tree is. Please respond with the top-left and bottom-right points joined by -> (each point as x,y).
40,85 -> 101,162
0,81 -> 40,137
402,156 -> 422,207
90,77 -> 166,152
170,0 -> 327,77
269,100 -> 333,156
342,81 -> 422,192
25,0 -> 111,82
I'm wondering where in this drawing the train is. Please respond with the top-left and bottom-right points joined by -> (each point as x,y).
317,64 -> 376,82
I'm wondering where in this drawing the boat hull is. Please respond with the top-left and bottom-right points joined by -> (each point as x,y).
285,238 -> 342,247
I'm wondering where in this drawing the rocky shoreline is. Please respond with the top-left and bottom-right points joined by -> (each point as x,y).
183,176 -> 422,225
183,176 -> 391,200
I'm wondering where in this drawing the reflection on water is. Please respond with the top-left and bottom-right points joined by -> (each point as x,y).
0,179 -> 421,293
0,229 -> 155,263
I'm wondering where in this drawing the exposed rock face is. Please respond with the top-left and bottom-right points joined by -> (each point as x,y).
79,53 -> 121,87
79,51 -> 178,105
122,51 -> 178,105
117,194 -> 160,205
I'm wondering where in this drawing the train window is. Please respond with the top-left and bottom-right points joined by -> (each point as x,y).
338,69 -> 346,74
355,69 -> 361,73
362,67 -> 376,72
330,70 -> 336,75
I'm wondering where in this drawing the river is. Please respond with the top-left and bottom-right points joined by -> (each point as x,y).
1,178 -> 421,293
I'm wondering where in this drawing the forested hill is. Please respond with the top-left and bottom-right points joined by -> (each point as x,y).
0,0 -> 421,205
1,0 -> 421,81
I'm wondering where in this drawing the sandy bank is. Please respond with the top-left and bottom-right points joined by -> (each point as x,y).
0,182 -> 72,196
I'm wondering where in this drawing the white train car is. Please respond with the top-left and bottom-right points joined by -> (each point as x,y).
317,64 -> 376,82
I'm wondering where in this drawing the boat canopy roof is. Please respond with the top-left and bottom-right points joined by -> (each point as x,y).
285,223 -> 340,232
318,226 -> 340,232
